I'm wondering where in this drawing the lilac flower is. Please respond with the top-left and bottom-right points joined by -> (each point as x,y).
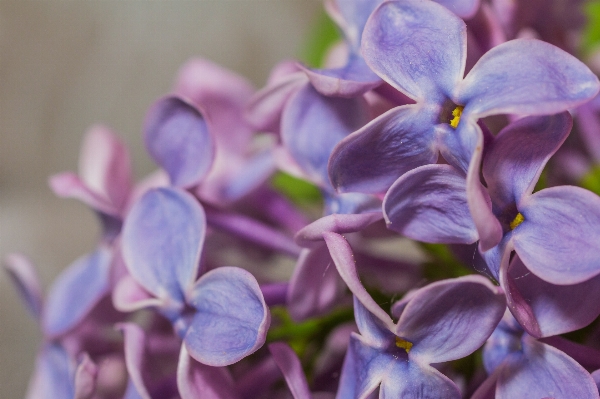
118,186 -> 270,367
472,311 -> 599,399
328,0 -> 599,195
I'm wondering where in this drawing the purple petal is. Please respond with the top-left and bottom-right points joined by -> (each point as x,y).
508,255 -> 600,337
458,38 -> 600,118
542,336 -> 600,371
144,96 -> 214,188
353,296 -> 395,348
269,342 -> 312,399
74,353 -> 97,399
436,0 -> 480,19
3,253 -> 43,320
282,84 -> 369,188
328,104 -> 438,194
295,212 -> 383,248
177,346 -> 240,399
329,0 -> 384,49
122,187 -> 205,304
396,275 -> 505,364
514,186 -> 600,284
112,274 -> 163,312
497,337 -> 599,399
323,232 -> 395,330
379,361 -> 461,399
287,245 -> 344,321
49,172 -> 120,216
78,124 -> 132,212
185,267 -> 269,366
43,247 -> 112,338
483,113 -> 572,210
117,323 -> 152,399
362,0 -> 466,102
383,164 -> 478,244
26,345 -> 74,399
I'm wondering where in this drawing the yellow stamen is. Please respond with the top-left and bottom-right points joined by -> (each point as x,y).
449,106 -> 464,129
395,337 -> 413,353
510,213 -> 525,230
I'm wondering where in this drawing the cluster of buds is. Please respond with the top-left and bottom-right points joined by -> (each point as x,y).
7,0 -> 600,398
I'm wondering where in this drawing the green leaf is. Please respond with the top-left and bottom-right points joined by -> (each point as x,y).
580,164 -> 600,195
581,1 -> 600,55
271,172 -> 323,206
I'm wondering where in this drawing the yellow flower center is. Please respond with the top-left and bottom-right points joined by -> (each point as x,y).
510,213 -> 525,230
449,106 -> 464,129
395,336 -> 413,353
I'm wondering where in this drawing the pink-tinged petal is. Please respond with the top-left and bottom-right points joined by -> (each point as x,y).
43,247 -> 112,338
282,84 -> 369,188
3,253 -> 43,320
185,267 -> 270,366
295,212 -> 383,248
26,345 -> 75,399
497,337 -> 599,399
287,245 -> 344,322
117,323 -> 152,399
245,72 -> 307,133
436,0 -> 480,19
328,104 -> 439,194
362,0 -> 466,102
384,164 -> 479,244
396,275 -> 505,364
269,342 -> 312,399
458,39 -> 600,119
508,255 -> 600,337
514,186 -> 600,284
379,362 -> 461,399
74,353 -> 97,399
323,232 -> 395,330
49,172 -> 120,216
112,274 -> 163,312
177,346 -> 240,399
78,125 -> 132,213
483,113 -> 572,210
122,188 -> 205,304
144,96 -> 214,188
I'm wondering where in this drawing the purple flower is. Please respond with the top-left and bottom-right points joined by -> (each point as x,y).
328,0 -> 599,195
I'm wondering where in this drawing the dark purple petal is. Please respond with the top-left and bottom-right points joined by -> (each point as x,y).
177,346 -> 241,399
295,212 -> 383,248
458,39 -> 600,118
542,336 -> 600,371
185,267 -> 269,366
436,0 -> 480,19
353,296 -> 395,348
117,323 -> 152,399
328,104 -> 438,194
508,255 -> 600,337
396,275 -> 505,364
575,100 -> 600,161
122,187 -> 205,304
362,0 -> 466,102
282,84 -> 369,188
483,113 -> 572,210
269,342 -> 312,399
74,354 -> 97,399
514,186 -> 600,284
383,164 -> 479,244
497,336 -> 599,399
379,361 -> 461,399
287,245 -> 344,321
3,253 -> 43,320
144,96 -> 214,188
43,247 -> 112,338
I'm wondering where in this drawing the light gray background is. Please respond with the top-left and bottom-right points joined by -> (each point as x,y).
0,1 -> 321,396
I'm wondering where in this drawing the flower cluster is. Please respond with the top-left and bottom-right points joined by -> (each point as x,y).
7,0 -> 600,398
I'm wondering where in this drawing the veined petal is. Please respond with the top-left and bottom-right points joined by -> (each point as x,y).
458,38 -> 600,119
122,188 -> 205,303
177,346 -> 240,399
435,0 -> 480,19
43,247 -> 112,338
514,186 -> 600,284
144,96 -> 214,188
383,164 -> 478,244
282,84 -> 369,188
483,113 -> 572,210
328,104 -> 438,194
497,337 -> 599,399
362,0 -> 466,102
380,361 -> 461,399
269,342 -> 312,399
185,267 -> 269,366
396,275 -> 505,364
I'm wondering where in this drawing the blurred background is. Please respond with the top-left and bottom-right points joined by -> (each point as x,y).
0,1 -> 322,396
